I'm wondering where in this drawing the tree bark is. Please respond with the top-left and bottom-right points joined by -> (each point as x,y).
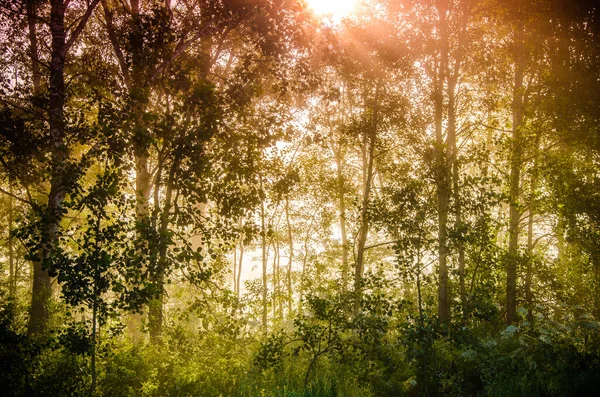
435,0 -> 451,324
148,156 -> 178,340
355,84 -> 379,294
27,0 -> 42,94
285,197 -> 293,316
233,237 -> 237,295
594,254 -> 600,321
260,172 -> 268,333
506,7 -> 525,325
8,182 -> 16,302
448,0 -> 469,318
525,133 -> 540,322
102,0 -> 154,337
27,0 -> 100,339
90,216 -> 101,395
28,0 -> 69,339
236,218 -> 244,301
298,214 -> 315,314
334,140 -> 349,289
273,236 -> 282,321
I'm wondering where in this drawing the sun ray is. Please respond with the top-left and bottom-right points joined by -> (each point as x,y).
305,0 -> 359,20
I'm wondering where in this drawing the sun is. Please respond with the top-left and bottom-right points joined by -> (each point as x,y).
305,0 -> 359,20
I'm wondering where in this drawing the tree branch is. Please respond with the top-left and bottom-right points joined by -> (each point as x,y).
65,0 -> 101,55
364,240 -> 398,251
151,27 -> 209,80
0,186 -> 34,206
101,0 -> 131,88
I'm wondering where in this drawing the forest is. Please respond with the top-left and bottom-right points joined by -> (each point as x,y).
0,0 -> 599,396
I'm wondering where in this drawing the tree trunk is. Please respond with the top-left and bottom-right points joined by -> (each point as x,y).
91,295 -> 97,394
298,215 -> 315,314
273,236 -> 282,321
148,158 -> 177,340
130,0 -> 152,254
285,197 -> 293,316
260,172 -> 268,333
506,9 -> 525,325
26,0 -> 99,339
525,133 -> 540,322
448,0 -> 469,318
236,219 -> 244,301
233,238 -> 237,295
27,0 -> 42,94
355,84 -> 379,294
101,0 -> 151,337
525,195 -> 534,322
435,0 -> 451,324
90,217 -> 101,395
334,143 -> 349,289
28,0 -> 69,339
594,254 -> 600,321
20,1 -> 42,316
8,182 -> 16,302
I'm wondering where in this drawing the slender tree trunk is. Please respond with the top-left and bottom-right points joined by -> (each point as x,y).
260,173 -> 268,333
27,0 -> 42,94
506,9 -> 525,325
233,240 -> 237,295
271,236 -> 283,321
594,254 -> 600,321
525,133 -> 540,322
334,145 -> 349,289
298,215 -> 315,313
135,156 -> 152,230
7,181 -> 14,296
557,216 -> 566,265
90,217 -> 101,395
355,84 -> 379,294
285,197 -> 293,316
91,295 -> 97,394
271,237 -> 277,321
525,198 -> 534,322
435,0 -> 451,324
7,182 -> 17,309
276,238 -> 283,320
148,160 -> 177,340
415,240 -> 432,397
236,219 -> 244,301
448,0 -> 469,317
417,244 -> 424,323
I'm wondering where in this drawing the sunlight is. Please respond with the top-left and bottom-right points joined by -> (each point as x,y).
305,0 -> 359,20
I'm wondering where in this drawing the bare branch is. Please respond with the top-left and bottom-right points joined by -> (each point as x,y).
0,186 -> 34,206
364,240 -> 399,251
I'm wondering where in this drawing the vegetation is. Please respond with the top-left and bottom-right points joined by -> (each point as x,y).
1,0 -> 599,395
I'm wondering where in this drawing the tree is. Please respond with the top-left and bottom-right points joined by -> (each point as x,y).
0,0 -> 101,339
